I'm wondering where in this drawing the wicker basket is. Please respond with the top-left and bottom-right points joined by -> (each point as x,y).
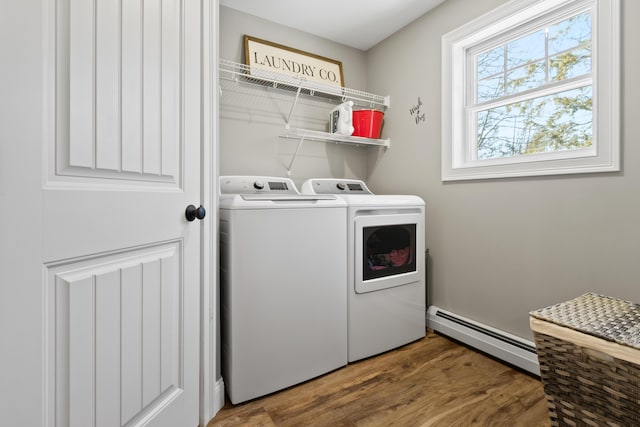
530,293 -> 640,427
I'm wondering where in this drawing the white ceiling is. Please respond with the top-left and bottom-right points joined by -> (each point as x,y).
219,0 -> 446,51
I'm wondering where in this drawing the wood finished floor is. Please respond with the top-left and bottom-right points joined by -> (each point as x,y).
207,331 -> 550,426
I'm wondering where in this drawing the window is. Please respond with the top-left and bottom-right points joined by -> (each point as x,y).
442,0 -> 619,181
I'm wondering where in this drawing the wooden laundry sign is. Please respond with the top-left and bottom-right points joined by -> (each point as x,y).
244,35 -> 344,88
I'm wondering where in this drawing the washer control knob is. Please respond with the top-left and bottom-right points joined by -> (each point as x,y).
336,182 -> 346,191
253,180 -> 265,190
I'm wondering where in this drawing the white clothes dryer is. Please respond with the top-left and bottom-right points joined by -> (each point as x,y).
219,176 -> 347,404
301,178 -> 425,362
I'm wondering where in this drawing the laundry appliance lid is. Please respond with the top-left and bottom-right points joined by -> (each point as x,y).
219,176 -> 346,209
301,178 -> 424,207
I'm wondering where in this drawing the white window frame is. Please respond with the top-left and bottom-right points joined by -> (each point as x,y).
441,0 -> 620,181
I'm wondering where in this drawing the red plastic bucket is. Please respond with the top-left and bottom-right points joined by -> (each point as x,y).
352,110 -> 384,139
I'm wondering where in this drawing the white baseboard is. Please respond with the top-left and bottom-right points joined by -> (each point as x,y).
212,378 -> 225,415
427,306 -> 540,376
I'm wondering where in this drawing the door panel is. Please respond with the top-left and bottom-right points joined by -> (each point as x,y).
57,0 -> 181,183
44,0 -> 201,426
48,243 -> 183,426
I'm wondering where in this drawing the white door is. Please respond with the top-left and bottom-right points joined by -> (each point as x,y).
41,1 -> 202,426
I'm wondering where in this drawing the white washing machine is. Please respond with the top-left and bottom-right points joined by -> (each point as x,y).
301,178 -> 425,362
219,176 -> 348,404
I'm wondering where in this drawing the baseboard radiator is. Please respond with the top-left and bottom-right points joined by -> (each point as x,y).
427,306 -> 540,376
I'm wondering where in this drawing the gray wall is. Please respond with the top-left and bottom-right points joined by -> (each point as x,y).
219,1 -> 640,341
219,6 -> 370,186
365,0 -> 640,340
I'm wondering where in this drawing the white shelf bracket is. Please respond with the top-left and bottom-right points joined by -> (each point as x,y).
285,84 -> 304,130
286,135 -> 306,176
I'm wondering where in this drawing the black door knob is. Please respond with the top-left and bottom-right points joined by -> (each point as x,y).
185,205 -> 206,221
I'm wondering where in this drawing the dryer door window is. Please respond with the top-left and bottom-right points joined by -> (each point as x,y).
364,224 -> 416,280
354,212 -> 424,294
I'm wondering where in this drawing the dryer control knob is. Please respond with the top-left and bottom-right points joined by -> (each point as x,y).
336,182 -> 346,191
253,181 -> 265,190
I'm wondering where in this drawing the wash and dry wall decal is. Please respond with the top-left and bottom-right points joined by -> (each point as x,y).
410,97 -> 426,125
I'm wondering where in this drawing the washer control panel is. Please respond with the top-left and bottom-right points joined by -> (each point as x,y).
220,176 -> 299,195
301,178 -> 373,195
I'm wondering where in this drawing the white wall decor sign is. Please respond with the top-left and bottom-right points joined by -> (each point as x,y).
244,35 -> 345,88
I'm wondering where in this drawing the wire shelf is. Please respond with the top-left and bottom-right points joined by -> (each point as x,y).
219,59 -> 390,109
219,58 -> 391,175
280,129 -> 390,148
